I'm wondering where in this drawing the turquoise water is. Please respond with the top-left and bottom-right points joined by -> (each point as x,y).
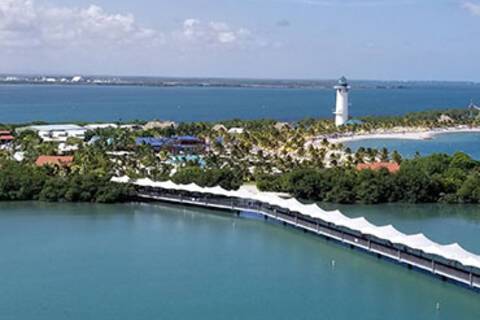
345,132 -> 480,159
0,202 -> 479,319
1,84 -> 479,123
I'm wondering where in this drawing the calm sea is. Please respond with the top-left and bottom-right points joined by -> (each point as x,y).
2,85 -> 479,319
0,202 -> 478,319
345,132 -> 480,159
1,84 -> 480,123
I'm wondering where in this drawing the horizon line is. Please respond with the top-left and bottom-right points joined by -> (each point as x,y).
1,73 -> 479,84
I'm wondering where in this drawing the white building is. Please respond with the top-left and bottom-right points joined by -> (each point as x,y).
58,143 -> 79,154
13,151 -> 25,162
228,127 -> 245,135
17,124 -> 87,142
71,76 -> 83,83
334,76 -> 350,127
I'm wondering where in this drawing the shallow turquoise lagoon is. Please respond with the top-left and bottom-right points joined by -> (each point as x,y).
345,132 -> 480,159
0,202 -> 479,319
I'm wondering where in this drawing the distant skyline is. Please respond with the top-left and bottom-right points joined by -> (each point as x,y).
2,0 -> 480,81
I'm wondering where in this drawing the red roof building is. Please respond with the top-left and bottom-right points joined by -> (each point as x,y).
0,130 -> 13,143
35,156 -> 74,167
0,135 -> 14,142
356,162 -> 400,173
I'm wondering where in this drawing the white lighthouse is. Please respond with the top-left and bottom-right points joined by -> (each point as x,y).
334,76 -> 350,127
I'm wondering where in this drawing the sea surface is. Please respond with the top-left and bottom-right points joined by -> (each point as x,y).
0,202 -> 479,319
1,84 -> 480,123
345,132 -> 480,159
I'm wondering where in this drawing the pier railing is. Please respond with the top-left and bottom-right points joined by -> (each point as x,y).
111,177 -> 480,291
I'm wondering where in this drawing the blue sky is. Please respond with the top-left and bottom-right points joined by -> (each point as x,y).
2,0 -> 480,80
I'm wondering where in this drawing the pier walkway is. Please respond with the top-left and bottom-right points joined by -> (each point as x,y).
112,177 -> 480,290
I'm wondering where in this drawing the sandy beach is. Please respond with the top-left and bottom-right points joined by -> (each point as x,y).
326,126 -> 480,144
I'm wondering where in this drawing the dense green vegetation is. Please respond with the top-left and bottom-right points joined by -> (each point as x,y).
257,152 -> 480,204
0,160 -> 133,203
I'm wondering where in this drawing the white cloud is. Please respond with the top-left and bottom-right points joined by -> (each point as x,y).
0,1 -> 271,53
463,1 -> 480,16
0,0 -> 161,49
0,0 -> 276,75
178,18 -> 255,47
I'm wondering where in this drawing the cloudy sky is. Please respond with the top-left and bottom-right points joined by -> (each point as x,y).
1,0 -> 480,80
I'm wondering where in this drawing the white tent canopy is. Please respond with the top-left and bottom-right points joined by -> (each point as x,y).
111,176 -> 130,183
361,225 -> 405,240
339,217 -> 377,234
112,176 -> 480,270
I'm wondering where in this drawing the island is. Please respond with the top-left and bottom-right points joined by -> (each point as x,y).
0,106 -> 480,205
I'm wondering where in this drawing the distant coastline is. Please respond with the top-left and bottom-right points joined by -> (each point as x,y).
1,74 -> 479,89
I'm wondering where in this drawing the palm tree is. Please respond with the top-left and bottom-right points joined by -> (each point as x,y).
380,147 -> 389,162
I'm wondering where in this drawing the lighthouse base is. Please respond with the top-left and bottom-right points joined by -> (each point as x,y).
335,114 -> 348,127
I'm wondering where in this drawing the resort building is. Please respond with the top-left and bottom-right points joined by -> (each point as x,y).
136,136 -> 206,154
0,130 -> 14,145
58,143 -> 79,155
136,137 -> 172,152
174,136 -> 206,153
35,155 -> 74,168
17,124 -> 87,142
356,162 -> 400,173
228,127 -> 245,135
334,76 -> 350,127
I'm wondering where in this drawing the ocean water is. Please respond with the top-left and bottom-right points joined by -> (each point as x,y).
0,202 -> 479,319
345,132 -> 480,159
1,84 -> 480,123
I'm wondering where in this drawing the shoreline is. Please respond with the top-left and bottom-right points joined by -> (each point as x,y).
327,126 -> 480,144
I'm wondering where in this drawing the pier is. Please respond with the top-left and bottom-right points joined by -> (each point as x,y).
112,177 -> 480,291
